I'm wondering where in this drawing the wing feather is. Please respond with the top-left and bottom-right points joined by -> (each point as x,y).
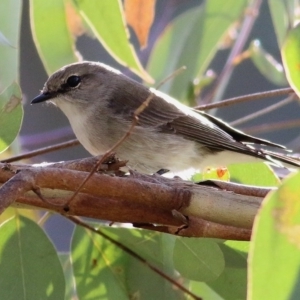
108,77 -> 284,155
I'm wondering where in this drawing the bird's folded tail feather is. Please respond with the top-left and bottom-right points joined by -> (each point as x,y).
262,149 -> 300,169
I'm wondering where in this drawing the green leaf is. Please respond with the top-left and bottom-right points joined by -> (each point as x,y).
248,172 -> 300,300
173,238 -> 225,282
72,226 -> 185,299
0,31 -> 14,48
189,281 -> 224,300
101,227 -> 176,270
147,0 -> 247,102
58,253 -> 76,300
250,40 -> 288,86
30,0 -> 79,74
0,82 -> 23,153
71,225 -> 129,300
208,242 -> 247,299
203,168 -> 230,181
194,0 -> 247,77
282,23 -> 300,98
193,163 -> 280,187
228,162 -> 280,187
100,227 -> 182,298
74,0 -> 153,83
268,0 -> 290,47
147,6 -> 204,102
224,240 -> 249,259
0,215 -> 65,299
0,0 -> 21,92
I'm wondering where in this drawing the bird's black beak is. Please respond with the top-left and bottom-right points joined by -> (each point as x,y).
31,92 -> 53,104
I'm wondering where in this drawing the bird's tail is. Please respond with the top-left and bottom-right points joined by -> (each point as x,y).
262,149 -> 300,169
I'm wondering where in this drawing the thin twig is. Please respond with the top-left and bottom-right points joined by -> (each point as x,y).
1,139 -> 80,163
67,216 -> 202,300
230,95 -> 295,126
201,0 -> 263,105
156,66 -> 186,88
196,87 -> 294,111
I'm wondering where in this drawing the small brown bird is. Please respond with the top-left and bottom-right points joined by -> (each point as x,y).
32,61 -> 300,173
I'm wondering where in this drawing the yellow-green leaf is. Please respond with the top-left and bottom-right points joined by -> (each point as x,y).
74,0 -> 153,83
0,31 -> 14,48
30,0 -> 79,74
228,162 -> 280,187
268,0 -> 290,47
248,172 -> 300,300
0,0 -> 21,92
0,82 -> 23,153
0,215 -> 65,299
282,23 -> 300,97
173,238 -> 225,282
147,0 -> 247,101
250,40 -> 287,86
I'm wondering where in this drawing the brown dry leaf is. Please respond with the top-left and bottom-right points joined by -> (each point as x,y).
65,0 -> 85,38
124,0 -> 156,49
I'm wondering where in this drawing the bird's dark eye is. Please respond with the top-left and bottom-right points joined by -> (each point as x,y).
66,75 -> 81,88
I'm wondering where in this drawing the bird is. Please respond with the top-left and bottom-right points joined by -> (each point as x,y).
31,61 -> 300,174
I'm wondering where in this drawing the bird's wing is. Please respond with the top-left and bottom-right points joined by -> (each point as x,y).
108,81 -> 284,155
198,110 -> 284,148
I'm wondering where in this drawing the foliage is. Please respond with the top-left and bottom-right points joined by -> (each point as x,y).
0,0 -> 300,299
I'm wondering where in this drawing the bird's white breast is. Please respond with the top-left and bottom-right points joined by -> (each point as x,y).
53,98 -> 106,155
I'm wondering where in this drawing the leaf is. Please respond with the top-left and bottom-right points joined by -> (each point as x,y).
202,167 -> 230,181
0,215 -> 65,299
112,229 -> 184,300
71,226 -> 130,300
0,31 -> 14,48
101,227 -> 176,268
0,207 -> 41,227
250,40 -> 288,86
268,0 -> 290,47
193,0 -> 247,77
193,162 -> 280,187
189,281 -> 224,300
224,240 -> 249,259
248,172 -> 300,300
72,226 -> 185,299
58,253 -> 77,299
30,0 -> 79,74
147,0 -> 247,102
0,0 -> 21,92
124,0 -> 156,49
228,162 -> 280,187
0,82 -> 23,153
74,0 -> 153,83
173,238 -> 225,282
282,23 -> 300,98
208,242 -> 247,299
148,5 -> 204,102
65,0 -> 85,37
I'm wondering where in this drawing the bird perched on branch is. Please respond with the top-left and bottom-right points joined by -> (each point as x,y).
32,61 -> 300,173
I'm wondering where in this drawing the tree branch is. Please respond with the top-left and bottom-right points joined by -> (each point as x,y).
0,157 -> 267,240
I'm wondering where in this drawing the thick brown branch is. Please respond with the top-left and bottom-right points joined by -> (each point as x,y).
0,158 -> 267,240
0,169 -> 35,212
135,217 -> 251,240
